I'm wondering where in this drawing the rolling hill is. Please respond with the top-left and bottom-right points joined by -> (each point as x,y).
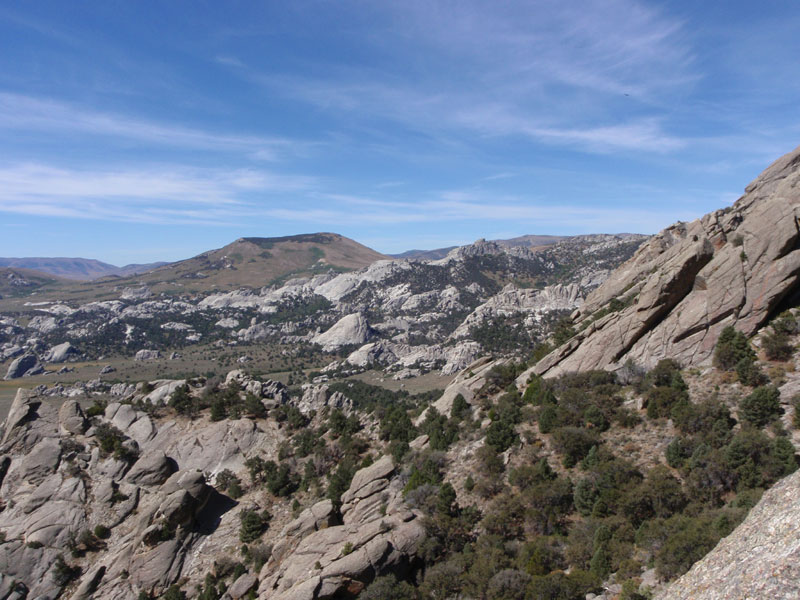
0,257 -> 164,280
92,232 -> 389,294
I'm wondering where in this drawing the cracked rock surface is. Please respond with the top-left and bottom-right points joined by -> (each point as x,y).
526,143 -> 800,380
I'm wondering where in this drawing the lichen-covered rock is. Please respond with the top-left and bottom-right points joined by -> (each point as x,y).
658,469 -> 800,599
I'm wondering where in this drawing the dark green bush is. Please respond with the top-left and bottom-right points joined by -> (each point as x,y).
239,509 -> 270,543
169,384 -> 196,415
93,524 -> 111,539
645,359 -> 684,388
652,516 -> 718,580
422,407 -> 459,451
360,575 -> 419,600
162,585 -> 186,600
538,405 -> 559,434
451,394 -> 470,420
327,459 -> 356,506
739,386 -> 782,427
525,569 -> 601,600
646,386 -> 686,420
573,478 -> 598,517
714,326 -> 755,370
763,329 -> 794,361
551,427 -> 599,468
52,554 -> 81,586
736,357 -> 767,386
486,419 -> 518,452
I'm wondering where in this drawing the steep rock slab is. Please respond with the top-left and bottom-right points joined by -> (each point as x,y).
43,341 -> 79,363
313,313 -> 374,350
658,469 -> 800,599
530,144 -> 800,379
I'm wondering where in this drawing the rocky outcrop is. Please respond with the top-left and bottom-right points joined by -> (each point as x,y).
135,349 -> 161,361
3,352 -> 44,379
142,379 -> 186,405
449,282 -> 582,339
43,341 -> 79,363
120,286 -> 152,301
0,385 -> 256,599
58,399 -> 87,435
658,468 -> 800,599
297,384 -> 353,415
313,313 -> 374,350
258,456 -> 426,599
528,144 -> 800,379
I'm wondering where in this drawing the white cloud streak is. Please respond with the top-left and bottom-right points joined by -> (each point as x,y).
0,93 -> 311,160
227,0 -> 694,154
0,161 -> 703,233
0,163 -> 314,225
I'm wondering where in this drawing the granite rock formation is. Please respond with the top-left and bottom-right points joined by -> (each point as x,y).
657,468 -> 800,599
528,144 -> 800,380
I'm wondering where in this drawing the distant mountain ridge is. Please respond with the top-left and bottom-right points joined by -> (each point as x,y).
389,234 -> 642,260
0,257 -> 165,281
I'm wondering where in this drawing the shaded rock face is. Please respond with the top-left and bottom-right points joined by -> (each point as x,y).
530,144 -> 800,379
3,353 -> 43,380
0,389 -> 225,599
259,456 -> 426,600
657,468 -> 800,599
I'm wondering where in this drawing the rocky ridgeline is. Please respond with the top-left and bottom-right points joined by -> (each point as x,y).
0,373 -> 428,599
0,234 -> 643,380
527,144 -> 800,380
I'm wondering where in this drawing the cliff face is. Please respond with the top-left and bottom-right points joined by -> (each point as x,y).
530,144 -> 800,379
657,468 -> 800,600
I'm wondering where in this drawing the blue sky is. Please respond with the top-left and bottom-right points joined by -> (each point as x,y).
1,1 -> 799,264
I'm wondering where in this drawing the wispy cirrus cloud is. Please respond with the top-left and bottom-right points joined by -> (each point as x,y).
0,160 -> 707,233
221,0 -> 694,155
0,93 -> 313,160
0,162 -> 315,225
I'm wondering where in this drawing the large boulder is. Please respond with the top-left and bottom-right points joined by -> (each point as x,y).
526,144 -> 800,380
3,353 -> 43,380
312,313 -> 374,351
58,400 -> 87,435
125,449 -> 175,486
43,342 -> 79,364
142,379 -> 186,404
135,349 -> 161,361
